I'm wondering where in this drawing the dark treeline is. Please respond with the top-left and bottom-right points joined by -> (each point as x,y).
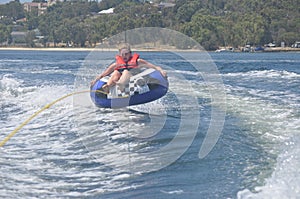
0,0 -> 299,49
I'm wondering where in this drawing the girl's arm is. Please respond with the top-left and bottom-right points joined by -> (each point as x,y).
91,63 -> 116,86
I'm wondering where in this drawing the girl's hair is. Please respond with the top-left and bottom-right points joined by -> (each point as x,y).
118,43 -> 131,53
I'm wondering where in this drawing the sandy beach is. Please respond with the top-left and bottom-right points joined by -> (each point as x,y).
0,47 -> 98,52
1,46 -> 300,52
0,46 -> 206,52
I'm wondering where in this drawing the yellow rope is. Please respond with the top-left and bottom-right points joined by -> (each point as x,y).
0,89 -> 108,147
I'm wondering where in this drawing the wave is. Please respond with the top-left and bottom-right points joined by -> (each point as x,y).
221,86 -> 300,198
224,69 -> 300,79
1,74 -> 24,96
216,75 -> 300,198
0,81 -> 130,197
238,132 -> 300,198
167,71 -> 300,198
1,51 -> 299,198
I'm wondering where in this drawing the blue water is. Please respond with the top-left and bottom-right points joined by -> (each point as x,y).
0,50 -> 299,198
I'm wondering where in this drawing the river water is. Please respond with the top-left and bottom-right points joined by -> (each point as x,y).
0,50 -> 299,198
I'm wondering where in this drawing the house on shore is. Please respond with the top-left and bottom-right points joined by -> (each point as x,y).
23,0 -> 57,16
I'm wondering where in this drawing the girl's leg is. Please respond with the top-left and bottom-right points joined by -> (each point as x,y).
116,70 -> 132,91
102,70 -> 121,93
107,70 -> 121,86
117,70 -> 132,85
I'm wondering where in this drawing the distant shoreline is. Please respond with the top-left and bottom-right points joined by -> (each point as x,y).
262,47 -> 300,52
0,47 -> 205,52
0,46 -> 300,52
0,47 -> 95,52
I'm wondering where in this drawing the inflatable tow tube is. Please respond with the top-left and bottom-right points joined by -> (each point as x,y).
90,68 -> 168,108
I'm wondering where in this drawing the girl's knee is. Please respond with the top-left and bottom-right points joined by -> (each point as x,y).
112,71 -> 121,79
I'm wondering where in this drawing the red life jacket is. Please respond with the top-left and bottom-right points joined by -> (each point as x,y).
115,53 -> 139,71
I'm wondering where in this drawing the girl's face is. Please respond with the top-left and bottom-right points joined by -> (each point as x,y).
120,49 -> 131,62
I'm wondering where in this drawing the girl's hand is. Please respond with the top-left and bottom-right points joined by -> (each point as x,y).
159,69 -> 167,77
90,75 -> 103,86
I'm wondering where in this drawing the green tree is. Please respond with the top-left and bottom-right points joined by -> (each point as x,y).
1,0 -> 299,49
74,23 -> 88,47
175,1 -> 203,22
25,9 -> 39,30
99,0 -> 123,10
25,30 -> 36,47
0,24 -> 11,44
5,1 -> 24,20
180,13 -> 224,50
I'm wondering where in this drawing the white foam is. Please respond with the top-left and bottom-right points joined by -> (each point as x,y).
161,189 -> 184,194
221,71 -> 300,198
225,69 -> 300,79
238,136 -> 300,198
